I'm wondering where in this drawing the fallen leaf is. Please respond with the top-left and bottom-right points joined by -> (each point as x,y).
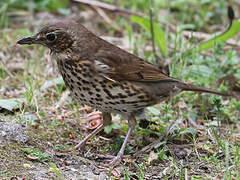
23,163 -> 31,169
177,101 -> 188,109
26,154 -> 39,160
41,77 -> 64,91
0,98 -> 26,111
147,151 -> 158,165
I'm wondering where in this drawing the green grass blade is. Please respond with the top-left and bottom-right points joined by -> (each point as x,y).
131,15 -> 167,56
192,20 -> 240,52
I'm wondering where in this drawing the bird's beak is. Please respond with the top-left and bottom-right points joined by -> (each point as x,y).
17,36 -> 38,45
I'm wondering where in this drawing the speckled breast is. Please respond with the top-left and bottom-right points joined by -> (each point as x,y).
55,58 -> 156,114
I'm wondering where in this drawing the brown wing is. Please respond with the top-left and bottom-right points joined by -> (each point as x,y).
93,49 -> 178,82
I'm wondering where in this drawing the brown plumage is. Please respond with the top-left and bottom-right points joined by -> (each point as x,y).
17,21 -> 229,165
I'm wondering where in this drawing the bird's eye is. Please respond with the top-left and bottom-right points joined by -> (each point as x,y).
46,33 -> 56,41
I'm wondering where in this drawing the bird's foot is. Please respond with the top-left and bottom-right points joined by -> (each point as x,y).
103,152 -> 124,166
108,154 -> 122,165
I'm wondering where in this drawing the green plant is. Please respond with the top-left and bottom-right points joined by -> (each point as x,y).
22,148 -> 50,162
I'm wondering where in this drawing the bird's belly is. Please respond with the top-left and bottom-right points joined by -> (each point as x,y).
74,79 -> 153,113
55,58 -> 165,114
61,69 -> 154,114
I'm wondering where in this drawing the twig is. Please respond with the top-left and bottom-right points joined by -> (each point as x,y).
74,0 -> 144,17
92,6 -> 121,31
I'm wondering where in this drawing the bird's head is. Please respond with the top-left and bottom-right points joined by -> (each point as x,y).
17,21 -> 86,53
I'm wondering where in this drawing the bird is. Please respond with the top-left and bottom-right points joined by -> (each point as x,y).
17,21 -> 229,165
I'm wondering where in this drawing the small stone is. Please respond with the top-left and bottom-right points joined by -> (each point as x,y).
23,163 -> 31,168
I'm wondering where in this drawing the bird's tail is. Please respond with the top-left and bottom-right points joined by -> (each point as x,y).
180,83 -> 230,96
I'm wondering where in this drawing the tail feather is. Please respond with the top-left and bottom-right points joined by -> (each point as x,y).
180,83 -> 230,96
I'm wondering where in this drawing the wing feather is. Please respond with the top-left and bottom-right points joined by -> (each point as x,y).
92,49 -> 178,82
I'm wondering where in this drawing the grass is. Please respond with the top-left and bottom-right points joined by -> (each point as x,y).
0,0 -> 240,179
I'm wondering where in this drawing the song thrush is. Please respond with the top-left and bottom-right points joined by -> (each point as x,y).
17,21 -> 229,165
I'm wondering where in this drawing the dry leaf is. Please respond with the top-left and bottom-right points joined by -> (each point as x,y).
147,151 -> 158,165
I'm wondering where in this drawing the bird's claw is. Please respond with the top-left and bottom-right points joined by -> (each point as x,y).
103,153 -> 123,166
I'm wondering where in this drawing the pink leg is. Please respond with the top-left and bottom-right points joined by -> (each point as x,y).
108,115 -> 136,165
108,126 -> 133,165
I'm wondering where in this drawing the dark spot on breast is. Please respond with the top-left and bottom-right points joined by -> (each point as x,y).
82,98 -> 87,102
103,88 -> 115,99
100,80 -> 107,88
125,101 -> 140,104
65,65 -> 73,71
137,95 -> 145,99
73,71 -> 78,77
120,99 -> 125,103
83,87 -> 90,91
77,76 -> 82,81
62,73 -> 66,79
112,83 -> 119,87
66,73 -> 71,79
88,91 -> 93,95
118,93 -> 127,98
128,92 -> 138,96
95,88 -> 101,92
93,78 -> 99,82
64,81 -> 69,87
125,89 -> 130,94
101,84 -> 106,88
69,84 -> 74,91
89,68 -> 95,74
131,85 -> 141,93
82,79 -> 90,84
75,68 -> 82,73
87,73 -> 92,77
133,104 -> 140,107
65,59 -> 76,66
89,100 -> 94,104
95,97 -> 103,101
